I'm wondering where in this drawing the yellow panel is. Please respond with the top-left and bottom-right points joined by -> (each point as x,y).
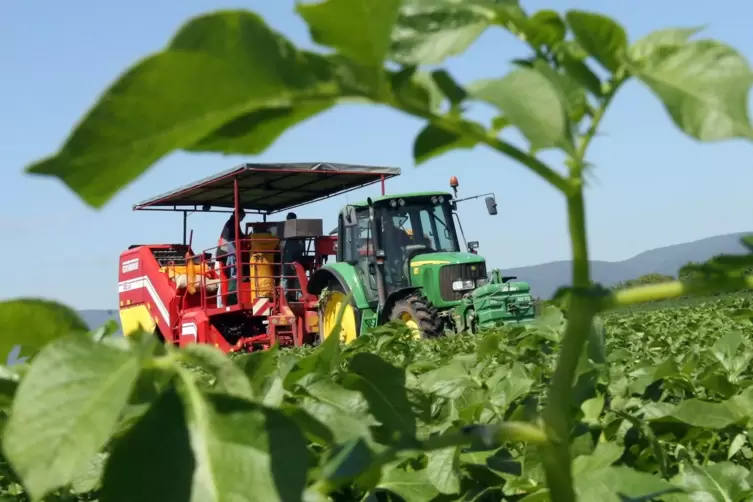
119,305 -> 157,336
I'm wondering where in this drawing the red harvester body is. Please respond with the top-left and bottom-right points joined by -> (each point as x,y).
117,162 -> 399,352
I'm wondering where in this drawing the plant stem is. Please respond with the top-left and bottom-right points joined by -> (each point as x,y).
536,79 -> 626,501
606,276 -> 753,309
539,188 -> 594,502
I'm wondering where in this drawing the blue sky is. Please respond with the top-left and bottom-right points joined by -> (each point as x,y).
1,0 -> 751,309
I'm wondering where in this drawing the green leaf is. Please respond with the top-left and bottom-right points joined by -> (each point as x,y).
711,331 -> 744,369
628,40 -> 753,141
573,441 -> 624,475
376,465 -> 439,501
70,453 -> 107,495
489,362 -> 533,409
0,299 -> 88,360
558,49 -> 603,97
527,10 -> 567,49
628,27 -> 703,61
25,11 -> 343,207
390,0 -> 499,65
297,374 -> 375,442
100,385 -> 194,502
179,344 -> 254,399
284,324 -> 341,388
187,103 -> 333,154
574,466 -> 681,502
477,332 -> 503,359
469,68 -> 573,152
235,344 -> 280,397
298,0 -> 401,68
532,59 -> 588,123
119,371 -> 309,502
2,336 -> 144,500
342,353 -> 416,438
580,395 -> 605,425
728,433 -> 747,460
0,366 -> 20,412
566,10 -> 628,73
419,360 -> 477,399
669,398 -> 740,429
389,66 -> 444,113
319,437 -> 375,489
426,446 -> 461,495
413,124 -> 478,165
430,69 -> 468,106
668,462 -> 751,502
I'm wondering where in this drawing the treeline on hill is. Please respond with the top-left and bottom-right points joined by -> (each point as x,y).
535,259 -> 753,314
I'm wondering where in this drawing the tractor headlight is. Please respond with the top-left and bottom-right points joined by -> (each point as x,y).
452,279 -> 475,291
476,278 -> 488,287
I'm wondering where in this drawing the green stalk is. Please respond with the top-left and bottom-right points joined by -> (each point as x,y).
538,188 -> 594,502
537,80 -> 623,501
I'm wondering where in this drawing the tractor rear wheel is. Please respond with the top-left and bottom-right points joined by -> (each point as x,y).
389,293 -> 442,340
319,283 -> 359,344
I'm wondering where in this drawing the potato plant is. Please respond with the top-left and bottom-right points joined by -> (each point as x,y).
2,0 -> 753,501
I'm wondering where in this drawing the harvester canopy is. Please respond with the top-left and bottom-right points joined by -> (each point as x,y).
133,162 -> 401,215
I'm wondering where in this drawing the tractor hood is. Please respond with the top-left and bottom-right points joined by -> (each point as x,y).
409,251 -> 484,268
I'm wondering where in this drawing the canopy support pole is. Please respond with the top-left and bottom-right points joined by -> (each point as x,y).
233,177 -> 243,296
182,211 -> 188,245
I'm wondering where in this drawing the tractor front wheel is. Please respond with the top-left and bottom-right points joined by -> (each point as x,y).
319,283 -> 359,344
389,293 -> 443,340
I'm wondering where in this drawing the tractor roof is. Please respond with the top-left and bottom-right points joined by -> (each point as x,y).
133,162 -> 401,214
348,191 -> 452,208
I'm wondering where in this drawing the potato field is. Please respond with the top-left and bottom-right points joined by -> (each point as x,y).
2,293 -> 753,501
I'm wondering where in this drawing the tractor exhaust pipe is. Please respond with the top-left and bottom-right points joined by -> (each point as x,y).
367,198 -> 387,310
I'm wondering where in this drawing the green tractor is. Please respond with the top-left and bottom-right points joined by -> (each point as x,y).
308,177 -> 536,341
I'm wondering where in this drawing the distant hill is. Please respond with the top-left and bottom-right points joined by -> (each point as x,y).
77,232 -> 751,328
501,232 -> 751,299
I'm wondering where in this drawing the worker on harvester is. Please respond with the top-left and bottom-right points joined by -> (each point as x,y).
218,208 -> 246,304
281,212 -> 305,302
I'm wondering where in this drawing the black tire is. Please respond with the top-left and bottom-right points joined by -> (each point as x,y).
389,292 -> 443,339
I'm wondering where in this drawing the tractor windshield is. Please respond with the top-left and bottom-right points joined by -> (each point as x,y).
379,197 -> 460,254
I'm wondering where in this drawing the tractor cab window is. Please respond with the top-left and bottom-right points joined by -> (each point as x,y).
342,211 -> 372,262
381,199 -> 460,256
419,203 -> 457,252
341,210 -> 379,299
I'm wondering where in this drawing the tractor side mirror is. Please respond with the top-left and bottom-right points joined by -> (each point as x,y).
343,205 -> 358,227
467,241 -> 479,254
485,196 -> 498,216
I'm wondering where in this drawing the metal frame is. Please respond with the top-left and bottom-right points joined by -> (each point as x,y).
133,162 -> 400,215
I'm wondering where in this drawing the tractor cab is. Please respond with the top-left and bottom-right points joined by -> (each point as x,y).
339,193 -> 464,296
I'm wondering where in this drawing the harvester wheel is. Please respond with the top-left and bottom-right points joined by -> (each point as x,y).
389,293 -> 442,340
319,283 -> 359,344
